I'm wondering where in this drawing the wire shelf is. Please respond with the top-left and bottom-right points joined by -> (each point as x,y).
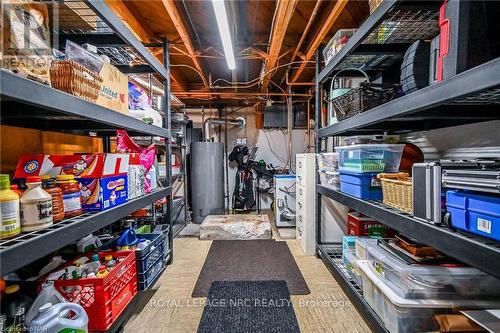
53,0 -> 113,34
319,245 -> 364,294
451,87 -> 500,105
336,54 -> 402,71
364,8 -> 439,45
99,46 -> 145,66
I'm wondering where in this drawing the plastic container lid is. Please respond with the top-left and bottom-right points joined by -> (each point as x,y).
5,285 -> 20,294
26,176 -> 42,183
56,174 -> 75,182
39,303 -> 52,313
358,261 -> 500,308
0,174 -> 11,189
91,254 -> 99,262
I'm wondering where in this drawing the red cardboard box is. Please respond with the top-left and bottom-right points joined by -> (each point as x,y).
347,212 -> 394,237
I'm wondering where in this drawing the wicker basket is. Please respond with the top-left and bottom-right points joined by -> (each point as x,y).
377,172 -> 413,213
50,60 -> 103,102
329,68 -> 399,122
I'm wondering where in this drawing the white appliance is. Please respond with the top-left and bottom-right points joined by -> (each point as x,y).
296,154 -> 316,255
274,175 -> 296,227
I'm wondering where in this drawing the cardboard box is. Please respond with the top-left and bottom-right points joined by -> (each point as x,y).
65,154 -> 129,211
14,155 -> 81,179
96,62 -> 128,114
347,212 -> 394,237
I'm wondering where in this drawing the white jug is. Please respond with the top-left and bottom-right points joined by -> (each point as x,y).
29,302 -> 88,333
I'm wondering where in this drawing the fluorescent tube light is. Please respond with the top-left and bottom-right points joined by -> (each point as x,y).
212,0 -> 236,70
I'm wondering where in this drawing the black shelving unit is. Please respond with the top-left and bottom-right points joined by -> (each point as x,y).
317,244 -> 388,333
314,0 -> 500,331
0,1 -> 174,331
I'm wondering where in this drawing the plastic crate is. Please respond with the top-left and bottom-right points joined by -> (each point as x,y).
135,233 -> 165,274
336,144 -> 404,173
138,255 -> 164,290
53,251 -> 137,332
316,153 -> 339,172
153,224 -> 171,263
446,190 -> 500,241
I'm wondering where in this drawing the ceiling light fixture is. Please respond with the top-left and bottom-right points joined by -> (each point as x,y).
212,0 -> 236,70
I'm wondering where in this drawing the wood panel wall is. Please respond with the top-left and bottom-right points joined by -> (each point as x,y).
0,125 -> 103,175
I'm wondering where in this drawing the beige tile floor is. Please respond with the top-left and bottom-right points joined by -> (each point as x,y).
123,223 -> 370,333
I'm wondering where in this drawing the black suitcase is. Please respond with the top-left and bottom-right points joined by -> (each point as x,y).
412,161 -> 478,225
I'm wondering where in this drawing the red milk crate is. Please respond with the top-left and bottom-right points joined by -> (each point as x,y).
53,251 -> 137,331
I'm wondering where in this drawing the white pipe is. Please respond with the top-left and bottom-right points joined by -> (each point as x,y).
204,116 -> 246,141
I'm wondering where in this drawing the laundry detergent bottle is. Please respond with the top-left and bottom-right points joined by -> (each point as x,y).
29,302 -> 88,333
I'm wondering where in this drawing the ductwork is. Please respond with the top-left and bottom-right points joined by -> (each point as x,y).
203,116 -> 246,141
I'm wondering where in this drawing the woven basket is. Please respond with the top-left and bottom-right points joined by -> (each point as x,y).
50,60 -> 103,102
329,68 -> 398,122
377,172 -> 413,213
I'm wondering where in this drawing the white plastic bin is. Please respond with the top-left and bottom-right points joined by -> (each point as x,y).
358,261 -> 500,333
344,251 -> 362,285
323,29 -> 356,65
336,144 -> 404,173
318,170 -> 340,189
366,244 -> 500,299
316,153 -> 339,172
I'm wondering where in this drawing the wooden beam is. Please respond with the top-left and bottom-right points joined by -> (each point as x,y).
104,0 -> 187,90
261,0 -> 299,91
290,0 -> 349,82
161,0 -> 209,87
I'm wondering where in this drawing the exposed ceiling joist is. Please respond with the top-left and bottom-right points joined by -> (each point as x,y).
261,0 -> 299,91
290,0 -> 349,82
161,0 -> 209,87
104,0 -> 187,90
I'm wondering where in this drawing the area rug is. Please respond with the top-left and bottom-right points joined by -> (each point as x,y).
192,240 -> 310,297
197,280 -> 300,333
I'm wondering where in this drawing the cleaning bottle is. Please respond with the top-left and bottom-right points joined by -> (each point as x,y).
1,285 -> 33,326
82,254 -> 101,276
20,176 -> 53,232
25,281 -> 66,326
29,303 -> 88,333
0,174 -> 21,239
7,306 -> 26,333
104,254 -> 117,268
96,265 -> 109,278
116,221 -> 139,250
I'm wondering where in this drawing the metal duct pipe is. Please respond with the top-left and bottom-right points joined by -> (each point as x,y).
203,116 -> 246,141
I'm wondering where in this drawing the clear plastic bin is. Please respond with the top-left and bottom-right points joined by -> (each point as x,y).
366,244 -> 500,300
318,170 -> 340,189
355,237 -> 378,260
344,251 -> 362,285
358,261 -> 500,333
316,153 -> 339,172
336,144 -> 404,173
323,29 -> 356,65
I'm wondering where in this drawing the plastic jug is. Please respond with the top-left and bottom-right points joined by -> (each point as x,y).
29,303 -> 88,333
116,228 -> 138,249
25,281 -> 67,325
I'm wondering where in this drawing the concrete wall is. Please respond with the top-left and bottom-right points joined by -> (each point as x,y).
186,107 -> 311,210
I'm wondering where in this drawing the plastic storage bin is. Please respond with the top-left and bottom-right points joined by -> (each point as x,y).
340,172 -> 382,200
358,261 -> 500,333
316,153 -> 339,172
135,233 -> 166,290
323,29 -> 356,65
336,144 -> 405,173
53,251 -> 137,332
355,237 -> 378,260
366,244 -> 500,300
319,170 -> 340,189
446,190 -> 500,241
344,251 -> 362,285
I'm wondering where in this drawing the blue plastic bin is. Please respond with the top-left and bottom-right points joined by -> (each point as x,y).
138,255 -> 164,290
340,172 -> 382,200
135,233 -> 165,274
446,190 -> 500,241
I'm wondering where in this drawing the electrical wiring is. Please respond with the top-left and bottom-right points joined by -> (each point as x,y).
211,60 -> 314,88
170,64 -> 205,83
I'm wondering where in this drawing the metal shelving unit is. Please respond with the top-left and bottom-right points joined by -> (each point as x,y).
317,245 -> 388,333
314,0 -> 500,331
0,1 -> 174,330
0,188 -> 171,274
